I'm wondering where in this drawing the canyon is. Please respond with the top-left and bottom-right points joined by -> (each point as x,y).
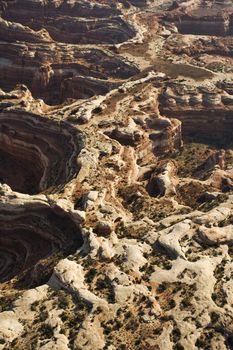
0,190 -> 84,285
0,109 -> 84,194
0,1 -> 232,350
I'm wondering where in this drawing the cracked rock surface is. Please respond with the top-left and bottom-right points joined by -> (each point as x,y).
0,0 -> 232,349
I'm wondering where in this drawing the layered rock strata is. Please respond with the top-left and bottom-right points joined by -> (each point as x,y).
164,0 -> 233,36
0,184 -> 84,286
0,0 -> 139,105
0,40 -> 138,104
2,1 -> 135,44
0,0 -> 233,350
0,109 -> 84,194
160,81 -> 233,143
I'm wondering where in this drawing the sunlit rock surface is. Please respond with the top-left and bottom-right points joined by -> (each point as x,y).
0,1 -> 233,349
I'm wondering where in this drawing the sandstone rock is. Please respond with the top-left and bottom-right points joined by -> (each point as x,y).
0,313 -> 23,342
157,221 -> 192,259
146,161 -> 177,197
49,259 -> 108,310
0,189 -> 83,285
0,1 -> 233,350
198,225 -> 233,246
49,259 -> 85,290
39,334 -> 70,350
73,320 -> 105,350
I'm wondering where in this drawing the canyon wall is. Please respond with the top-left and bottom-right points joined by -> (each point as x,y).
0,110 -> 84,194
0,1 -> 233,350
164,2 -> 233,36
160,82 -> 233,144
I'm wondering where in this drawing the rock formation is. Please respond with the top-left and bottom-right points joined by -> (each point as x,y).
0,1 -> 232,350
0,184 -> 84,286
160,81 -> 233,143
164,0 -> 233,36
0,104 -> 84,194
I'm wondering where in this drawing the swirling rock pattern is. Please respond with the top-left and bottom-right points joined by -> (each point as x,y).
0,185 -> 83,285
0,0 -> 233,349
0,110 -> 84,194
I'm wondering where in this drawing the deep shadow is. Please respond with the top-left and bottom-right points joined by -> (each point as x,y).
0,209 -> 83,289
0,112 -> 84,194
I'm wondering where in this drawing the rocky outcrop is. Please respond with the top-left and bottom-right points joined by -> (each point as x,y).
146,161 -> 177,197
0,0 -> 121,21
197,225 -> 233,246
164,0 -> 233,36
193,150 -> 226,179
0,1 -> 233,350
160,81 -> 233,144
0,185 -> 84,285
1,0 -> 137,45
0,40 -> 138,104
0,18 -> 52,43
174,14 -> 230,36
0,0 -> 139,105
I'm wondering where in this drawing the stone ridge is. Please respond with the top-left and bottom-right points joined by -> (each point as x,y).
0,1 -> 233,350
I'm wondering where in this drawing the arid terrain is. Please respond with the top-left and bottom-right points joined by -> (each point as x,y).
0,0 -> 233,349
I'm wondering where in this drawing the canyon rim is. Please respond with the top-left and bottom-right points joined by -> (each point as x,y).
0,0 -> 233,349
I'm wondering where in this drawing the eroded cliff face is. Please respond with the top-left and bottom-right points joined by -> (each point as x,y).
164,0 -> 233,36
0,39 -> 138,104
1,2 -> 135,44
0,190 -> 84,286
0,0 -> 139,105
0,108 -> 84,194
0,1 -> 233,350
160,81 -> 233,144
